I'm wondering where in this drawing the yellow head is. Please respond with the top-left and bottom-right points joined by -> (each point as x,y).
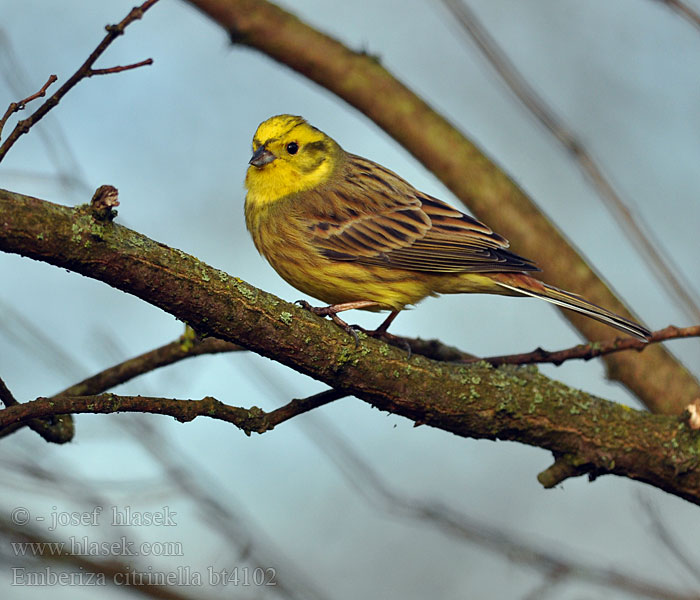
244,115 -> 343,205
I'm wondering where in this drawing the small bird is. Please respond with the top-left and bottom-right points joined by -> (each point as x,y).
244,115 -> 650,341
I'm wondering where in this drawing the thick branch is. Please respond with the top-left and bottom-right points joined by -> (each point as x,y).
2,189 -> 700,505
184,0 -> 700,415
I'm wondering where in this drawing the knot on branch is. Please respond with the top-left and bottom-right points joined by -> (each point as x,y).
90,185 -> 119,221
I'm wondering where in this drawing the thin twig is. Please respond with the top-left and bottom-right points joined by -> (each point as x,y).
0,0 -> 159,162
476,325 -> 699,367
0,30 -> 91,192
0,330 -> 241,441
90,58 -> 153,76
440,0 -> 700,324
0,74 -> 56,138
0,376 -> 18,408
0,389 -> 344,434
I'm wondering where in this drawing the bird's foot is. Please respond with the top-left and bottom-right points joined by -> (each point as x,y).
296,300 -> 362,345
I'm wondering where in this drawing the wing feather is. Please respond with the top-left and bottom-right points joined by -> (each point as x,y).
306,153 -> 539,273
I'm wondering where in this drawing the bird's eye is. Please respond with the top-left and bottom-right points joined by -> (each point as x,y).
286,142 -> 299,155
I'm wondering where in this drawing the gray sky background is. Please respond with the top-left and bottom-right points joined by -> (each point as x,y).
1,1 -> 700,598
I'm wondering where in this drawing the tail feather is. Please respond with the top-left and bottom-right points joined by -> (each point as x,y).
493,275 -> 651,341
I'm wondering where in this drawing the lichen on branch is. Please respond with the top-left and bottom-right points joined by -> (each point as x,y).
2,187 -> 700,505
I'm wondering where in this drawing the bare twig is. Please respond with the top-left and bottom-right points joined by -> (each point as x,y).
0,375 -> 74,444
0,30 -> 91,193
440,0 -> 700,325
89,58 -> 153,76
0,376 -> 18,408
477,325 -> 700,367
0,74 -> 56,138
0,0 -> 159,162
0,390 -> 343,435
373,324 -> 698,367
0,328 -> 240,441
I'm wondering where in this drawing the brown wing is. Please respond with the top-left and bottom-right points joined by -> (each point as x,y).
307,153 -> 539,274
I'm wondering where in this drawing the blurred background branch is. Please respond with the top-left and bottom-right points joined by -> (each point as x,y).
440,0 -> 700,326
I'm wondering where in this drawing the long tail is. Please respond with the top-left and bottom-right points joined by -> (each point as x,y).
492,274 -> 651,341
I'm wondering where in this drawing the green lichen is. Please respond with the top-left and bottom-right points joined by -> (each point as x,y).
337,346 -> 355,367
233,279 -> 257,302
279,312 -> 293,325
90,222 -> 105,239
496,399 -> 515,414
71,222 -> 83,243
528,391 -> 544,414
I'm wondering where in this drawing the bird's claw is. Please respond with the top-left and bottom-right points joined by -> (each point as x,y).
296,300 -> 362,346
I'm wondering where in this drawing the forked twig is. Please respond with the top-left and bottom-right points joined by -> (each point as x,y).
0,0 -> 160,162
0,74 -> 57,138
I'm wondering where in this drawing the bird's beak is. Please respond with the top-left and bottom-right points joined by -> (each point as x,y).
249,146 -> 276,168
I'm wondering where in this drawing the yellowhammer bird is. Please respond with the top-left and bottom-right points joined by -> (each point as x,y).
244,114 -> 650,341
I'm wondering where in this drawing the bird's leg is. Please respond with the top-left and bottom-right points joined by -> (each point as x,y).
362,310 -> 411,356
373,310 -> 399,335
296,300 -> 381,344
